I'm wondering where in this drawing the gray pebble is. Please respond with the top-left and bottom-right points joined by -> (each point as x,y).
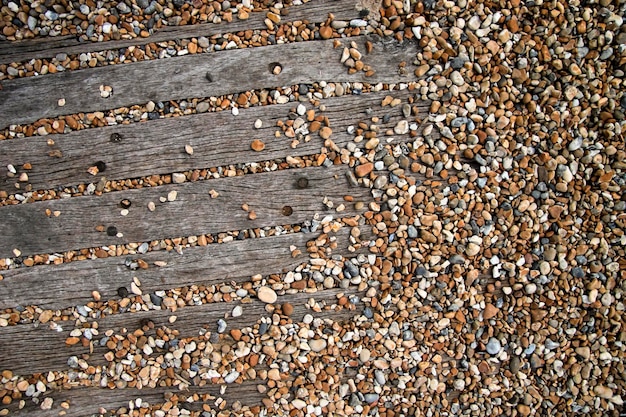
138,242 -> 149,254
449,254 -> 465,264
224,371 -> 239,383
486,337 -> 502,355
343,260 -> 359,278
364,393 -> 379,403
216,319 -> 227,333
67,356 -> 79,369
374,370 -> 386,385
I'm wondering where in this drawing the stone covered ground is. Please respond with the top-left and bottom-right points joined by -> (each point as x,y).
0,0 -> 625,416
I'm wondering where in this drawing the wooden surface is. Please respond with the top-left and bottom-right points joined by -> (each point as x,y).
0,0 -> 358,65
0,227 -> 364,310
0,35 -> 418,129
0,164 -> 370,259
0,89 -> 431,194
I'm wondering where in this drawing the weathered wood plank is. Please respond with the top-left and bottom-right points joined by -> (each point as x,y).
0,226 -> 363,310
0,89 -> 431,194
0,0 -> 359,65
0,35 -> 419,129
0,164 -> 369,259
3,380 -> 267,417
0,286 -> 364,375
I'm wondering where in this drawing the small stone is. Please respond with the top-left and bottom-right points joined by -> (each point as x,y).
292,399 -> 307,409
251,139 -> 265,151
232,305 -> 243,317
224,371 -> 239,384
185,144 -> 194,155
394,120 -> 409,135
483,303 -> 499,319
282,302 -> 293,316
450,71 -> 464,86
167,190 -> 178,202
466,243 -> 480,256
254,119 -> 263,129
320,25 -> 333,39
172,173 -> 186,183
594,385 -> 613,399
486,337 -> 502,355
319,126 -> 332,139
309,339 -> 327,352
257,286 -> 277,303
355,163 -> 373,177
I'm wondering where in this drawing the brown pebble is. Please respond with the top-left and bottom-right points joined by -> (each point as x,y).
355,163 -> 373,177
319,26 -> 333,39
251,139 -> 265,151
282,302 -> 294,316
319,126 -> 332,139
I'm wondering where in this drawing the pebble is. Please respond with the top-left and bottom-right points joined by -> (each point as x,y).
172,173 -> 186,184
486,338 -> 502,355
250,139 -> 265,152
309,339 -> 327,352
257,286 -> 277,304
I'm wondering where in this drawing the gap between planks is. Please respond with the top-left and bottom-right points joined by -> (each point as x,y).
0,164 -> 370,259
0,0 -> 360,65
0,35 -> 420,129
0,88 -> 434,195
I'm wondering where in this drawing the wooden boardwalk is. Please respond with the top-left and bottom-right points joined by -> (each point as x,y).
0,1 -> 488,416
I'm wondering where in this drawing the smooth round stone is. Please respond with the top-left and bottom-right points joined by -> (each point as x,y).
359,348 -> 371,362
257,286 -> 277,303
486,337 -> 502,355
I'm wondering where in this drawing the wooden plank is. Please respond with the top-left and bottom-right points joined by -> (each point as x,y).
3,381 -> 267,417
0,35 -> 419,129
0,89 -> 432,194
0,286 -> 365,375
0,0 -> 359,65
0,226 -> 363,310
0,164 -> 369,259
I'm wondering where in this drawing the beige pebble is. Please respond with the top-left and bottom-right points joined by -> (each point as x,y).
257,286 -> 277,303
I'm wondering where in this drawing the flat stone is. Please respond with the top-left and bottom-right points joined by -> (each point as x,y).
309,338 -> 327,352
257,286 -> 277,303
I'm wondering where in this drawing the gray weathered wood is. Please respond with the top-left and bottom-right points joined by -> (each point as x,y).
0,89 -> 431,194
0,164 -> 370,259
0,0 -> 359,65
3,380 -> 267,417
0,226 -> 366,310
0,35 -> 419,129
0,286 -> 364,375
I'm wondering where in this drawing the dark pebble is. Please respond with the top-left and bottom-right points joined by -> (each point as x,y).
106,226 -> 118,236
117,287 -> 129,298
150,293 -> 163,306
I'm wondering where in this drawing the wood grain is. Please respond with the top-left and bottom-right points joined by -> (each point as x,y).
0,89 -> 432,194
0,0 -> 359,65
0,164 -> 370,259
0,35 -> 419,129
0,286 -> 364,375
0,226 -> 365,310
